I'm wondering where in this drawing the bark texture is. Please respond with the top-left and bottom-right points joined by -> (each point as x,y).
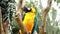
40,0 -> 52,34
15,0 -> 27,34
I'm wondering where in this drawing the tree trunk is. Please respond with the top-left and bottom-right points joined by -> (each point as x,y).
40,0 -> 52,34
0,7 -> 1,34
15,0 -> 27,34
0,7 -> 9,34
3,18 -> 9,34
0,7 -> 5,34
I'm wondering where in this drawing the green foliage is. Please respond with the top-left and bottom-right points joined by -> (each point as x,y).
57,0 -> 60,3
11,26 -> 20,34
8,2 -> 16,21
0,0 -> 9,23
52,8 -> 57,20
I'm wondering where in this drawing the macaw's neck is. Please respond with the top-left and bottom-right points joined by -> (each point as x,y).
26,12 -> 35,14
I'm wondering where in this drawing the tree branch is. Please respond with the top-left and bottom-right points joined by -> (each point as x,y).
0,7 -> 5,34
3,18 -> 9,34
40,0 -> 52,34
0,7 -> 1,34
15,0 -> 27,34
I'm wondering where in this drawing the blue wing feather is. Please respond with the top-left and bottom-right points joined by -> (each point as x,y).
21,14 -> 25,20
32,17 -> 38,34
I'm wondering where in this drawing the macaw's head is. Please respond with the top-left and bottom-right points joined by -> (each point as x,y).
22,6 -> 35,13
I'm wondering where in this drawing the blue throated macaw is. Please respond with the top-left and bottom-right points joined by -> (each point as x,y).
19,6 -> 38,34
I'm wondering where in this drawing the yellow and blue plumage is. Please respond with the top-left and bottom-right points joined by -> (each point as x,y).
19,6 -> 38,34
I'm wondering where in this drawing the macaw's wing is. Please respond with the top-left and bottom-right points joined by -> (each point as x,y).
21,14 -> 25,21
31,17 -> 38,34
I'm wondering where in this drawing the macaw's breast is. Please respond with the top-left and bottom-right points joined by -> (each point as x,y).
23,12 -> 35,33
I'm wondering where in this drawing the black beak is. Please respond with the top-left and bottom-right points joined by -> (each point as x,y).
22,6 -> 31,13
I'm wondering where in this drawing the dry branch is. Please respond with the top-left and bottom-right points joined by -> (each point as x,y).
15,0 -> 27,34
0,7 -> 5,34
3,18 -> 9,34
0,6 -> 9,34
40,0 -> 52,34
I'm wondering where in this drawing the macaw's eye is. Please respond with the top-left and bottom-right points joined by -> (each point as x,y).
27,7 -> 31,11
27,8 -> 30,10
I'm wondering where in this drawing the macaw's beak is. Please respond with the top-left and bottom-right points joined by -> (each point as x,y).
22,6 -> 31,13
